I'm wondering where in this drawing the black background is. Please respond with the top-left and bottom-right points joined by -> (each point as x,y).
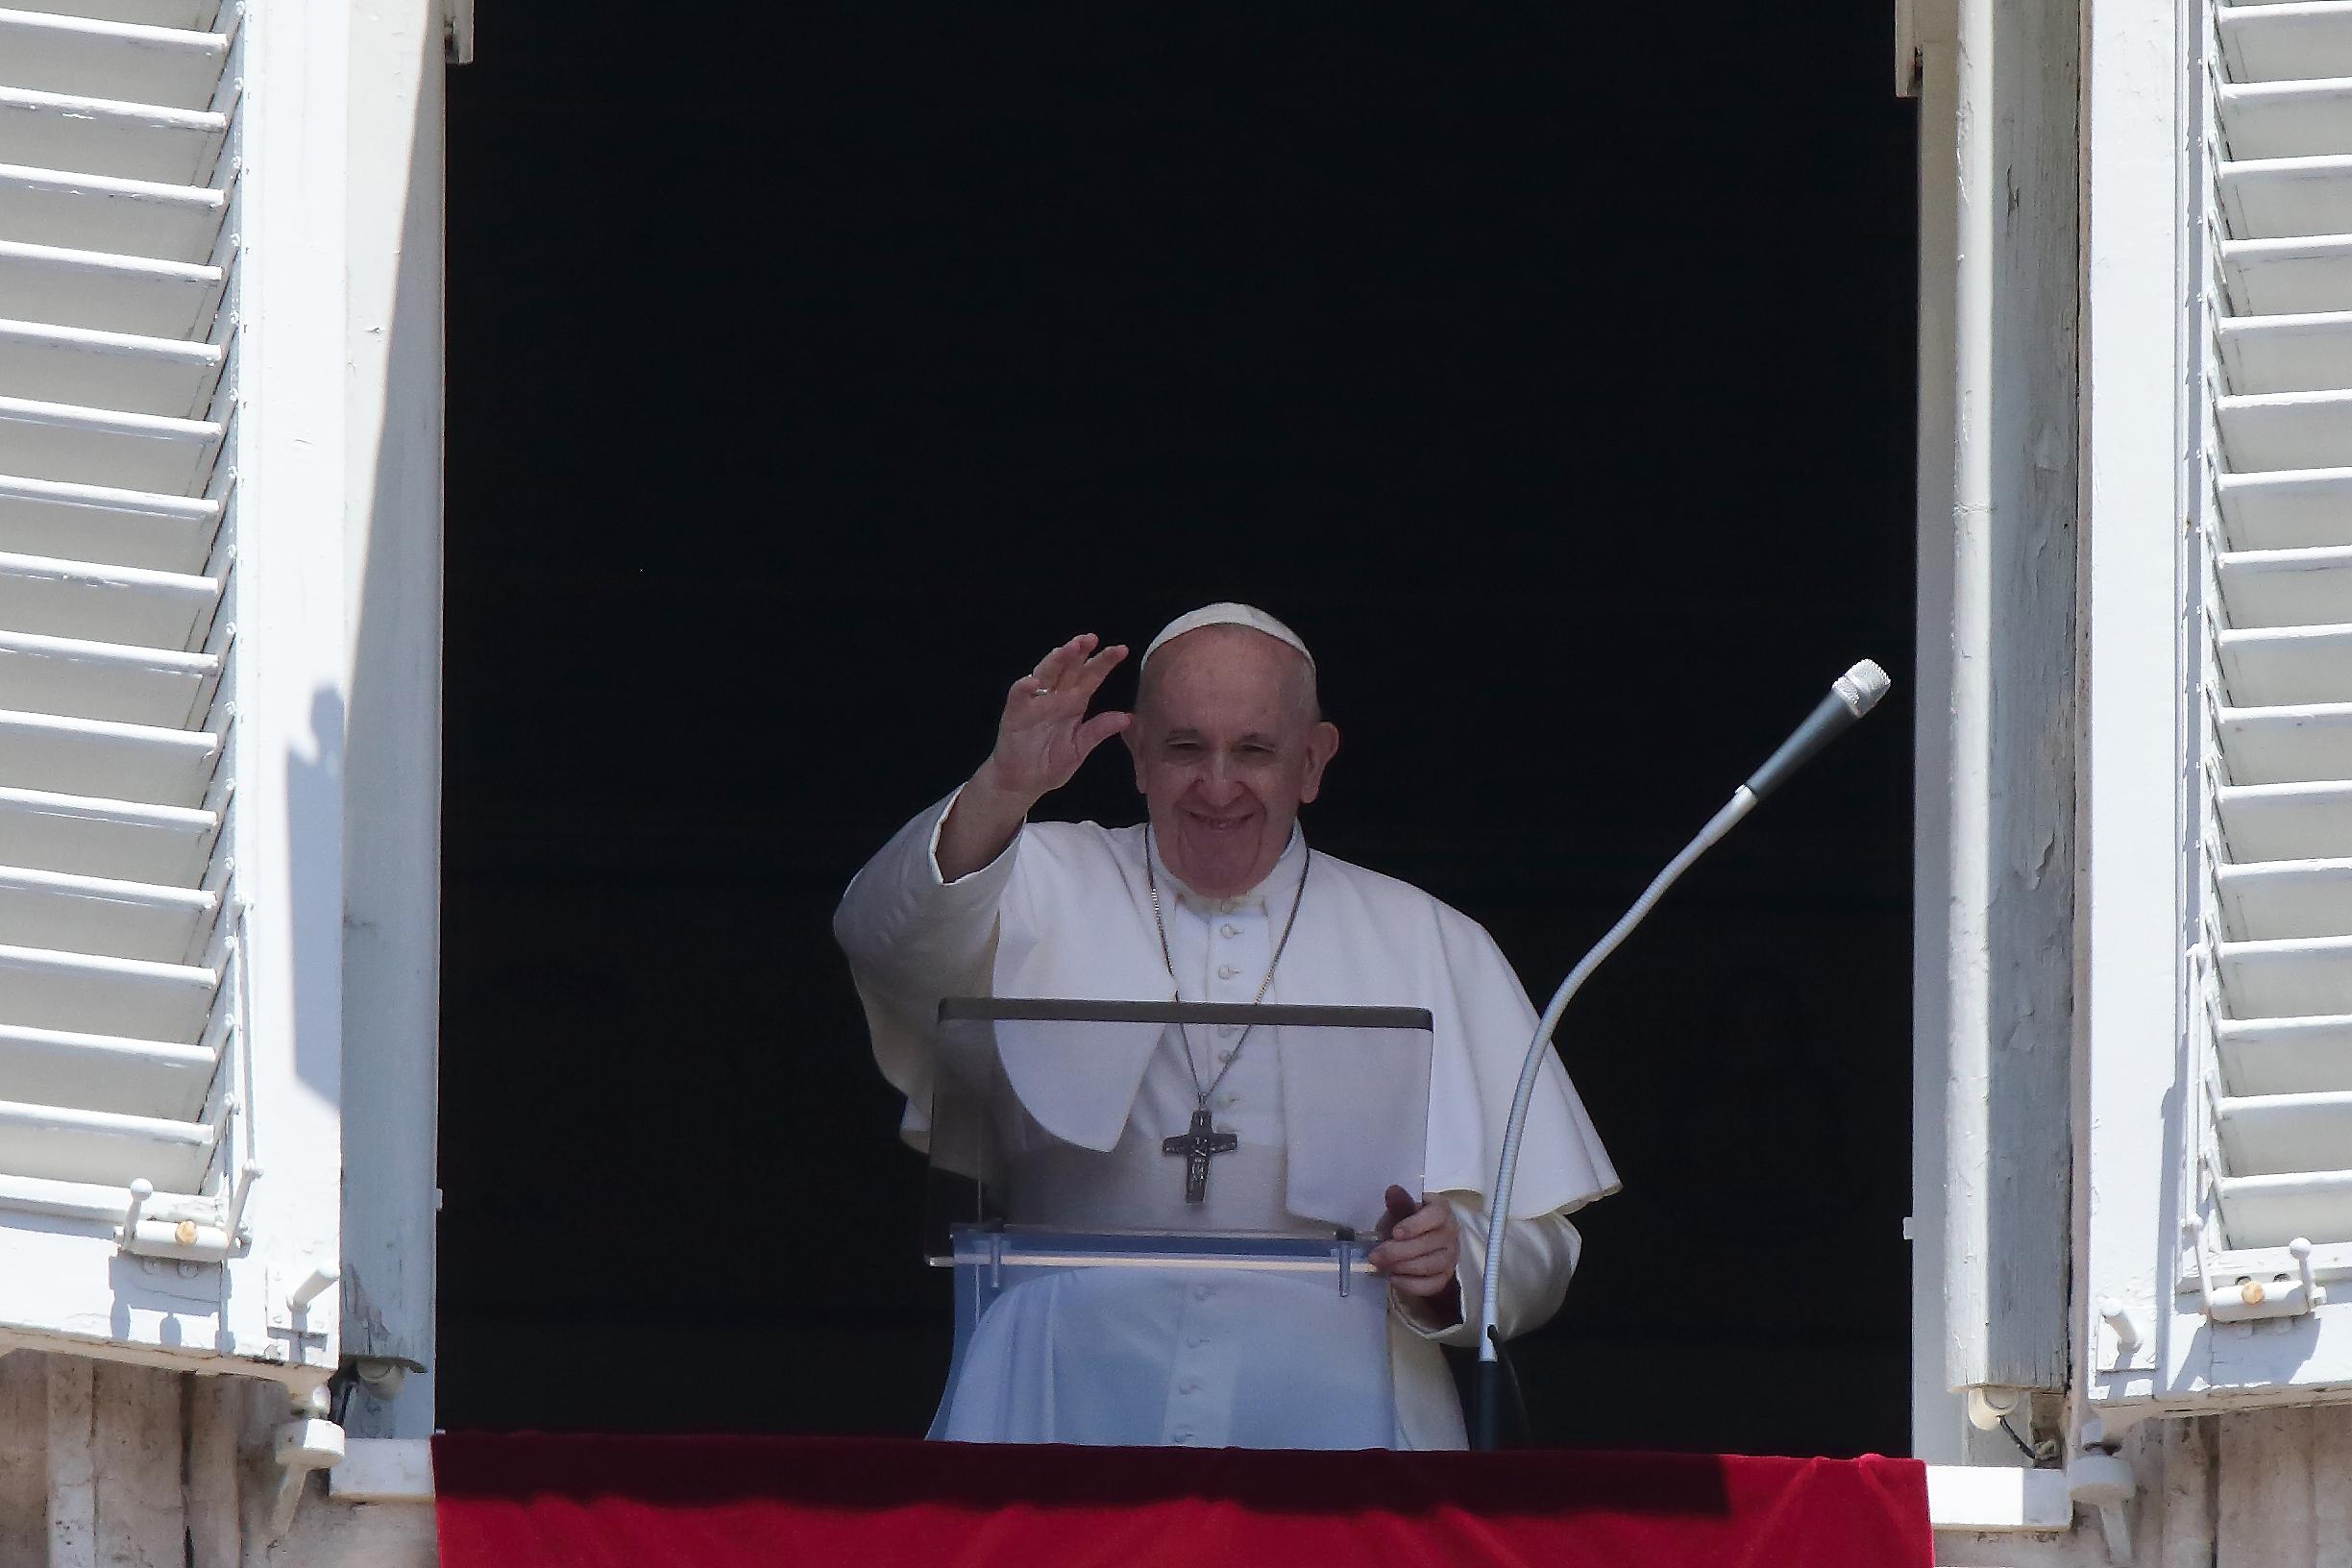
437,5 -> 1920,1455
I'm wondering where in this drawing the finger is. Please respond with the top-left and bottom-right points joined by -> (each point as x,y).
1031,633 -> 1098,692
1390,1198 -> 1453,1240
1371,1231 -> 1456,1270
1388,1270 -> 1457,1299
1068,642 -> 1130,698
1071,710 -> 1133,759
1371,1243 -> 1457,1281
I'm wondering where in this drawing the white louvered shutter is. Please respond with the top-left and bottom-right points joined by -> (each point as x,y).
0,0 -> 345,1384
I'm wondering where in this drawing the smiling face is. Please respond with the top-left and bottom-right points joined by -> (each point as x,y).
1126,625 -> 1340,898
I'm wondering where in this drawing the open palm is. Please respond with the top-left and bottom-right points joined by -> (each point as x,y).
985,633 -> 1133,801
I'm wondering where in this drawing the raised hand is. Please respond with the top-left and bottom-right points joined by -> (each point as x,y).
981,633 -> 1133,803
936,633 -> 1131,880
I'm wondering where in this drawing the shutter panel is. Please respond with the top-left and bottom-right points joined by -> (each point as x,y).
2206,0 -> 2352,1272
0,0 -> 343,1384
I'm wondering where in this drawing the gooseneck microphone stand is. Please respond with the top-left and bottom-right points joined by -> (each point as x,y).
1471,661 -> 1892,1451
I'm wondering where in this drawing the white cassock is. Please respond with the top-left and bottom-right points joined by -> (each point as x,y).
835,790 -> 1620,1450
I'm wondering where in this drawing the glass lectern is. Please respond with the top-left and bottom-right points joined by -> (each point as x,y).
924,998 -> 1433,1441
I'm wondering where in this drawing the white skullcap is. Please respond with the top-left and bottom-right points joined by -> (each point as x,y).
1140,602 -> 1314,671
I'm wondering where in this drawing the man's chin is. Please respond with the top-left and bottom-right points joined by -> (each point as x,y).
1168,818 -> 1273,895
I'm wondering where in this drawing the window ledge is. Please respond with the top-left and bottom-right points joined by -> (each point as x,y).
330,1440 -> 2078,1532
1925,1464 -> 2074,1532
329,1438 -> 433,1504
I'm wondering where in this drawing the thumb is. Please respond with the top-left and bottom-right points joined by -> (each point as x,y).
1072,709 -> 1133,759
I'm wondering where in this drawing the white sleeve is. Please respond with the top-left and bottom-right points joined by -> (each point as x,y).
1390,1190 -> 1582,1350
832,787 -> 1020,1132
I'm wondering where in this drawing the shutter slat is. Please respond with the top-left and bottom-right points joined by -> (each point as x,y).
2219,310 -> 2352,391
2218,390 -> 2352,470
0,318 -> 222,418
2221,158 -> 2352,237
0,785 -> 215,883
2220,547 -> 2352,626
0,627 -> 216,725
2219,468 -> 2352,549
0,1094 -> 213,1189
0,162 -> 226,263
2219,78 -> 2352,160
0,9 -> 228,112
2219,1090 -> 2352,1171
2220,1014 -> 2352,1094
2221,934 -> 2352,1015
2217,701 -> 2352,783
2223,780 -> 2352,858
0,550 -> 216,647
2220,857 -> 2352,937
0,708 -> 219,806
2219,624 -> 2352,703
0,474 -> 220,574
0,396 -> 222,492
0,862 -> 212,963
0,86 -> 223,184
14,3 -> 223,30
0,940 -> 213,1038
2224,235 -> 2352,312
2215,1168 -> 2352,1249
2221,3 -> 2352,85
0,1020 -> 213,1120
0,238 -> 223,338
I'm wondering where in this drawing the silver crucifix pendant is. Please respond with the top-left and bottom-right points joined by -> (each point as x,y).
1163,1107 -> 1237,1204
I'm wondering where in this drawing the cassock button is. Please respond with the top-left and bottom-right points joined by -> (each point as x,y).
1179,1377 -> 1201,1395
1172,1432 -> 1195,1445
1193,1284 -> 1215,1301
1217,965 -> 1237,980
1220,923 -> 1239,938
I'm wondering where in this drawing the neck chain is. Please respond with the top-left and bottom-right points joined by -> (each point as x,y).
1144,825 -> 1312,1108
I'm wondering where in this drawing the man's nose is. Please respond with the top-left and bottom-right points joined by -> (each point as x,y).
1195,765 -> 1245,803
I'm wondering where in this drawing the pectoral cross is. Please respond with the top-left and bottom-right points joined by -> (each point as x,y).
1163,1107 -> 1237,1205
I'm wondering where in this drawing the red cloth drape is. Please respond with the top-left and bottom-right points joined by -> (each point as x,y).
432,1433 -> 1932,1568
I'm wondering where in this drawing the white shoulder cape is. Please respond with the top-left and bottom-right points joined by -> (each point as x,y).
851,803 -> 1618,1221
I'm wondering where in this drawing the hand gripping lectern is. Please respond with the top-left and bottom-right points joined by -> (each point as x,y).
923,998 -> 1433,1445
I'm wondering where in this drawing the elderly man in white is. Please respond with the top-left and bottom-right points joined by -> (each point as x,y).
836,604 -> 1616,1449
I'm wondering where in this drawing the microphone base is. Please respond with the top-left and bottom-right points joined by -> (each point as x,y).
1472,1358 -> 1504,1451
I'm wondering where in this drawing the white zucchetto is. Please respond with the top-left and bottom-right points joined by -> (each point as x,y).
1140,602 -> 1314,672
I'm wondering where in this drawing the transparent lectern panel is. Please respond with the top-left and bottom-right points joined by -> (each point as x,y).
923,998 -> 1433,1262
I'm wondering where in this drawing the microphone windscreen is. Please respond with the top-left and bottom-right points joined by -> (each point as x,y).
1834,659 -> 1893,717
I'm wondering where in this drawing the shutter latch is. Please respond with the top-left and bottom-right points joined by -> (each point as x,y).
2184,1216 -> 2327,1323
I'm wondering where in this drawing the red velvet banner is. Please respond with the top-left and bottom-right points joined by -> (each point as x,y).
433,1433 -> 1932,1568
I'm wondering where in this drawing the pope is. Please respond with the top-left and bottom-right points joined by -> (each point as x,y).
836,603 -> 1618,1448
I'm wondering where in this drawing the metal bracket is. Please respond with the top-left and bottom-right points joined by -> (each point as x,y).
263,1261 -> 340,1368
265,1384 -> 345,1539
2070,1419 -> 2138,1566
2098,1297 -> 2144,1370
2184,1216 -> 2326,1323
115,1174 -> 248,1263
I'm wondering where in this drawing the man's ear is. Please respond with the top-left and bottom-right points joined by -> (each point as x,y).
1298,721 -> 1340,804
1122,723 -> 1147,793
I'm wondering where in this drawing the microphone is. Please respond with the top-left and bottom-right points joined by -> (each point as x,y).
1744,660 -> 1894,801
1471,659 -> 1894,1451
